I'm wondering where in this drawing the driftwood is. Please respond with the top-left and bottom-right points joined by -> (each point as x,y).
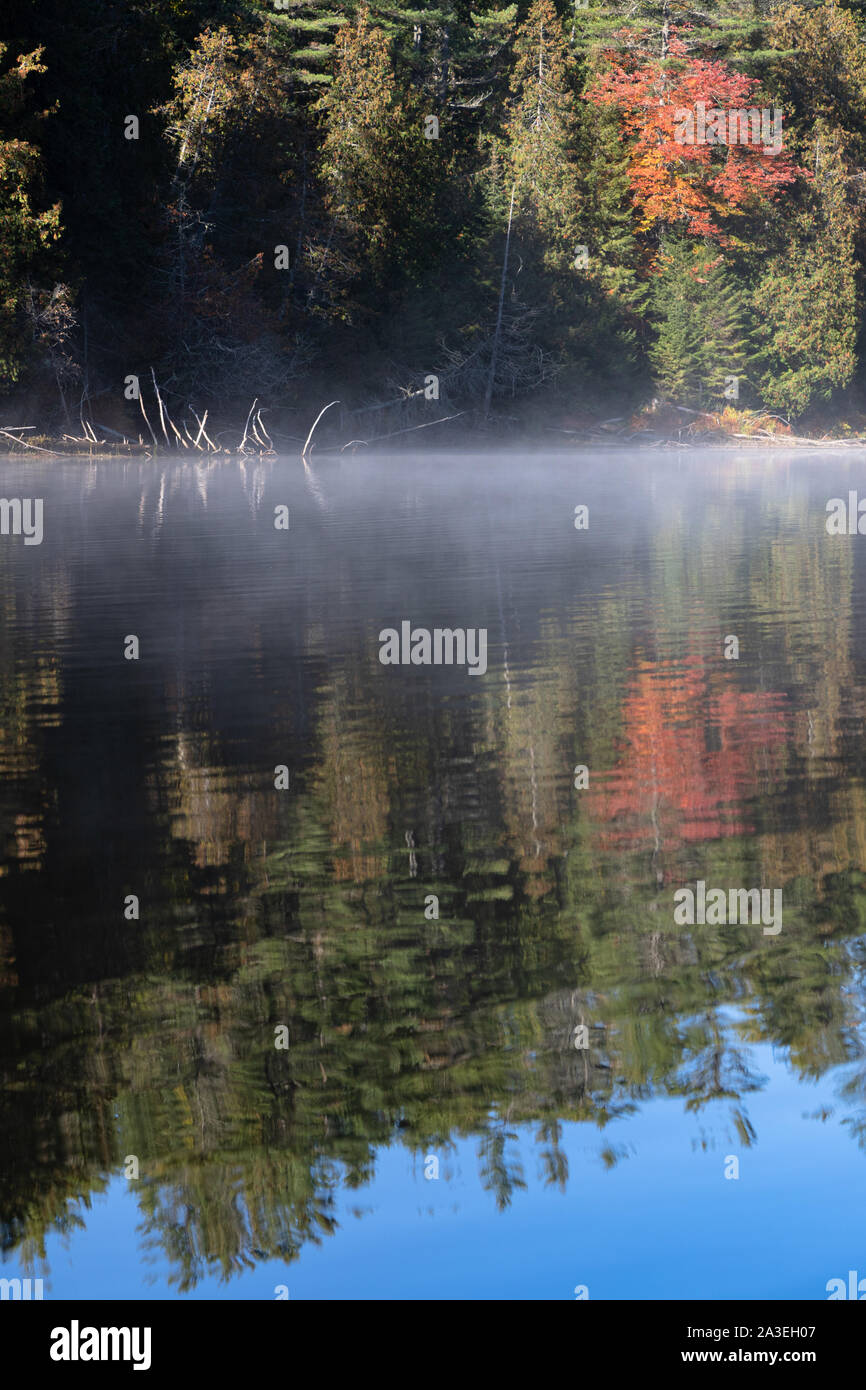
544,420 -> 866,448
339,412 -> 466,452
138,388 -> 158,448
252,409 -> 272,450
189,407 -> 216,451
238,398 -> 258,453
301,400 -> 340,459
169,418 -> 188,448
0,428 -> 58,454
729,432 -> 862,446
150,369 -> 171,447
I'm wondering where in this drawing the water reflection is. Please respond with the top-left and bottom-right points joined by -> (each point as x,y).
1,450 -> 866,1294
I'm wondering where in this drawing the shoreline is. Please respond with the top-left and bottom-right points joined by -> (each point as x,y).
3,434 -> 866,461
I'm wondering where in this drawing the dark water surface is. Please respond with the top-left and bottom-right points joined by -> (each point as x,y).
2,449 -> 866,1299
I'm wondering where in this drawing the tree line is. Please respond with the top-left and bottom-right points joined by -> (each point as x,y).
2,0 -> 866,431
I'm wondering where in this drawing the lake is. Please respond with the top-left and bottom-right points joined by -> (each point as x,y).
1,448 -> 866,1300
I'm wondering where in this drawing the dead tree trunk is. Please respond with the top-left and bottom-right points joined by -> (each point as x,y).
483,184 -> 517,421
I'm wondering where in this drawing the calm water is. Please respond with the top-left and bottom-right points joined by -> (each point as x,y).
2,449 -> 866,1300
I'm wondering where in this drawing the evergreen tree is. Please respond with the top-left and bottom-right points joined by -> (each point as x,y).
649,239 -> 706,404
650,238 -> 754,407
580,99 -> 645,310
699,251 -> 755,401
314,0 -> 475,384
501,0 -> 582,251
258,0 -> 351,92
754,121 -> 859,418
578,0 -> 782,68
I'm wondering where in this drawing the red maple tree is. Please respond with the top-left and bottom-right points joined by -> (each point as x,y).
586,32 -> 800,240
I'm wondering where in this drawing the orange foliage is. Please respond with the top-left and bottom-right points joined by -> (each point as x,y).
586,32 -> 800,240
588,654 -> 789,855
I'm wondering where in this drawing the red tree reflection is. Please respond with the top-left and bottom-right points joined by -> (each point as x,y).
588,656 -> 788,852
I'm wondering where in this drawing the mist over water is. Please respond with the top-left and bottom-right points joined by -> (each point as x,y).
2,449 -> 866,1299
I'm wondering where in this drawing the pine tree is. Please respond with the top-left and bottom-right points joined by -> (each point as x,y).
754,121 -> 859,418
501,0 -> 582,251
580,99 -> 645,310
650,238 -> 754,407
649,239 -> 706,404
317,8 -> 466,299
699,252 -> 754,402
577,0 -> 783,69
254,0 -> 351,93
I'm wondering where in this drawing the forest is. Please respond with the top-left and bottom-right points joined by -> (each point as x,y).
2,0 -> 866,440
